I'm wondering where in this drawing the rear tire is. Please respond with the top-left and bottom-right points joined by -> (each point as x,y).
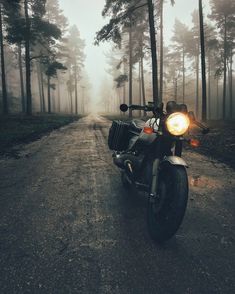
147,164 -> 188,243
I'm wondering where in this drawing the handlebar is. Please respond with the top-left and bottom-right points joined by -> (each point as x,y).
193,120 -> 210,134
121,103 -> 210,135
188,111 -> 209,134
129,103 -> 163,113
129,104 -> 150,111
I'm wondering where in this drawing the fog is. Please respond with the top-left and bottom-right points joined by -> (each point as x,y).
59,0 -> 112,105
0,0 -> 233,120
59,0 -> 207,103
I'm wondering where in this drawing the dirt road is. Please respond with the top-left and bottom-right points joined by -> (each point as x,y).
0,114 -> 234,294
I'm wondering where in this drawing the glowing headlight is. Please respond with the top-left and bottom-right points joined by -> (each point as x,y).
166,112 -> 190,136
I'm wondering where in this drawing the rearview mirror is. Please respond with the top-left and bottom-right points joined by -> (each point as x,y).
120,104 -> 128,112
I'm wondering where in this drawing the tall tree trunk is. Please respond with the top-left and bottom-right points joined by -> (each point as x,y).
47,75 -> 51,113
118,88 -> 122,115
216,77 -> 219,119
159,0 -> 164,102
70,90 -> 73,114
66,90 -> 69,113
122,57 -> 127,108
68,68 -> 73,114
196,53 -> 199,118
18,43 -> 25,113
182,46 -> 185,103
24,0 -> 32,115
36,61 -> 43,112
67,89 -> 72,113
74,65 -> 78,115
0,4 -> 8,115
147,0 -> 159,106
222,16 -> 227,120
199,0 -> 207,121
123,84 -> 126,104
129,24 -> 133,118
69,90 -> 73,114
57,76 -> 61,113
81,86 -> 85,114
208,53 -> 211,119
140,52 -> 146,116
39,61 -> 45,112
139,60 -> 142,117
174,78 -> 178,102
229,50 -> 233,119
52,89 -> 55,112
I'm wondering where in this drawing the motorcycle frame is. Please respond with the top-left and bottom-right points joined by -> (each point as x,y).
126,118 -> 188,196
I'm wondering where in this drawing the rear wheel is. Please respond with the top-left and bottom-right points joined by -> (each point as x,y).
147,164 -> 188,243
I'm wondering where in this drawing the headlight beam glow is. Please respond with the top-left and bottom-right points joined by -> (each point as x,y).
166,112 -> 190,136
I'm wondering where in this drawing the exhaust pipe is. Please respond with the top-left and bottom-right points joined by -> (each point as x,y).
113,153 -> 128,168
113,153 -> 143,170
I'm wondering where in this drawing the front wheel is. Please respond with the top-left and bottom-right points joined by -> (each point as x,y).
147,164 -> 188,243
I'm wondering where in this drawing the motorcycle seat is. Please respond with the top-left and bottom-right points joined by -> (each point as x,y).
130,119 -> 145,133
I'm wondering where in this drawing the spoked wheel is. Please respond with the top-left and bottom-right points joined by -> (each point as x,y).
147,164 -> 188,243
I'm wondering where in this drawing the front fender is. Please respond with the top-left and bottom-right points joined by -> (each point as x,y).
161,156 -> 188,168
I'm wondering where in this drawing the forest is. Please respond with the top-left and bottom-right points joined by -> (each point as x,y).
0,0 -> 89,116
0,0 -> 234,121
0,1 -> 235,292
96,0 -> 234,121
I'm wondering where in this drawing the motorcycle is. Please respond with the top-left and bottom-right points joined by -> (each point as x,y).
108,101 -> 209,242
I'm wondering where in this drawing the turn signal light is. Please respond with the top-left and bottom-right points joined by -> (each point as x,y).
143,127 -> 154,134
190,139 -> 200,148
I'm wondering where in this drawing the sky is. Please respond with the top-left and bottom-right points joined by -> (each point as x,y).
59,0 -> 111,101
59,0 -> 210,100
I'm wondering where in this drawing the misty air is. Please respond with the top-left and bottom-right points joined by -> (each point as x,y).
0,0 -> 234,293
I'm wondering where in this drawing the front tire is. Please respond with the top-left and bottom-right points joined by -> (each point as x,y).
147,164 -> 188,243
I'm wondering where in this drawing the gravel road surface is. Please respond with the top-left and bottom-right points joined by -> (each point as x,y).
0,114 -> 234,294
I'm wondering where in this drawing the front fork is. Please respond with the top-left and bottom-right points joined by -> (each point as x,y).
149,153 -> 188,204
149,159 -> 160,203
175,140 -> 183,157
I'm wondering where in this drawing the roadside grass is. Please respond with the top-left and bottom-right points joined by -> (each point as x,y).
188,120 -> 235,169
0,114 -> 82,157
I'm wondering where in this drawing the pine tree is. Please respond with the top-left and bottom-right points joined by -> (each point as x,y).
187,10 -> 200,118
66,26 -> 85,115
96,0 -> 160,109
6,0 -> 63,115
0,0 -> 20,114
157,0 -> 175,102
45,0 -> 68,113
172,19 -> 190,103
209,0 -> 235,119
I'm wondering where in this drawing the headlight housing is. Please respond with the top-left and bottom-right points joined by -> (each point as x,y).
166,112 -> 190,136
